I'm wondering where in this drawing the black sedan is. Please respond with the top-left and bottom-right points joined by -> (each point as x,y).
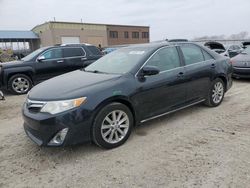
231,46 -> 250,79
23,42 -> 233,149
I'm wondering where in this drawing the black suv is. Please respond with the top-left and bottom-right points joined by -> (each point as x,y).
0,44 -> 102,94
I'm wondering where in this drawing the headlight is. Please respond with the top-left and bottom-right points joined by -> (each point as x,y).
40,97 -> 86,114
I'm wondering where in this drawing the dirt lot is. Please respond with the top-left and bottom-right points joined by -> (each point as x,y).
0,80 -> 250,188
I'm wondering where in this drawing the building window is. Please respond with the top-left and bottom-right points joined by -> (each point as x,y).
109,31 -> 118,38
132,32 -> 139,39
142,32 -> 149,39
124,31 -> 129,39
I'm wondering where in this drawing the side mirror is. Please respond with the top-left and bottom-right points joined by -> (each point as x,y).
141,66 -> 160,76
37,55 -> 45,62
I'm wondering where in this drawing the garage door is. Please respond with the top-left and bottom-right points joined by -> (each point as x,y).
61,37 -> 80,44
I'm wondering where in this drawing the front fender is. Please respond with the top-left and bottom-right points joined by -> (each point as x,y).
3,66 -> 35,87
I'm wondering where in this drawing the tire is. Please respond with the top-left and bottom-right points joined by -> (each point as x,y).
204,78 -> 225,107
92,102 -> 133,149
8,74 -> 32,95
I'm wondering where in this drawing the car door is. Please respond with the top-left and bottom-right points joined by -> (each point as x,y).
133,46 -> 187,120
63,47 -> 87,71
179,44 -> 214,103
35,48 -> 68,82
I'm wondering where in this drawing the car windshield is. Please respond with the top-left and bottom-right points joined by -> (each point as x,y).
21,47 -> 47,61
85,47 -> 151,74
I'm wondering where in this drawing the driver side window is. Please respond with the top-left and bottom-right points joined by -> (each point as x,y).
42,48 -> 63,60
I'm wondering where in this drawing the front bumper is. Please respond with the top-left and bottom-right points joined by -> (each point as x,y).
233,67 -> 250,78
22,104 -> 94,146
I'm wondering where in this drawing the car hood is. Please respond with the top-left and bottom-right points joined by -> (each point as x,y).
204,42 -> 225,51
231,53 -> 250,67
28,70 -> 122,101
0,60 -> 25,68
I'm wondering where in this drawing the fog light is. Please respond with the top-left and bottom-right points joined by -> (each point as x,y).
48,128 -> 68,146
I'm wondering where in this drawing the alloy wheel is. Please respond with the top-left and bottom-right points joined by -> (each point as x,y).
101,110 -> 130,144
212,82 -> 224,104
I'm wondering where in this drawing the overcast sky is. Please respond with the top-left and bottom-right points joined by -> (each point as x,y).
0,0 -> 250,41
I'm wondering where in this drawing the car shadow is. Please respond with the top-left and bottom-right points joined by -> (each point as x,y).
233,77 -> 250,83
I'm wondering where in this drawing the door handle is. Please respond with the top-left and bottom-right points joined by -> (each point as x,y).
211,63 -> 216,68
177,72 -> 184,78
57,60 -> 64,63
81,57 -> 87,61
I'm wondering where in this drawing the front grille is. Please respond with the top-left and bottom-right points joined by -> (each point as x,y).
26,99 -> 45,113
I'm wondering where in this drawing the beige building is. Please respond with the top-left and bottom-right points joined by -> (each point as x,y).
32,21 -> 150,47
107,24 -> 149,46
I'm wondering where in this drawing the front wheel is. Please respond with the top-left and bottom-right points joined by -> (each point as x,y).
205,78 -> 225,107
92,103 -> 133,149
8,74 -> 32,95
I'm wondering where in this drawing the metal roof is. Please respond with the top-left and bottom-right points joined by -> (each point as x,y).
0,30 -> 39,39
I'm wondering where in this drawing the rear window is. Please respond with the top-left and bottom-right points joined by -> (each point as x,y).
63,47 -> 85,58
202,50 -> 214,61
86,46 -> 102,55
181,44 -> 204,65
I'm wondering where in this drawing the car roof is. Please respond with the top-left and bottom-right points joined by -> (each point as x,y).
122,41 -> 200,51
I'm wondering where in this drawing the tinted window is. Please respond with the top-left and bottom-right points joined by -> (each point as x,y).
86,46 -> 101,55
63,48 -> 85,58
42,48 -> 62,60
146,47 -> 180,72
181,45 -> 204,65
202,50 -> 214,61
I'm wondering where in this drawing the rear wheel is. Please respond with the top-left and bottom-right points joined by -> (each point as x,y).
92,103 -> 133,149
205,78 -> 225,107
8,74 -> 32,95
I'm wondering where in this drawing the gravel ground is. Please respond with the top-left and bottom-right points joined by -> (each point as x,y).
0,80 -> 250,188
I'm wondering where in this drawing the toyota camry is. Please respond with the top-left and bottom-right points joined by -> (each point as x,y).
23,42 -> 233,149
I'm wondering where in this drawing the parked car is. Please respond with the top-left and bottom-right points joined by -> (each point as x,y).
204,41 -> 226,54
168,39 -> 188,42
231,46 -> 250,79
204,41 -> 242,58
102,45 -> 128,55
23,42 -> 233,149
102,47 -> 117,54
242,41 -> 250,49
0,44 -> 102,95
221,44 -> 243,58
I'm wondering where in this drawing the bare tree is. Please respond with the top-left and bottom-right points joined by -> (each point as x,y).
193,31 -> 249,40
